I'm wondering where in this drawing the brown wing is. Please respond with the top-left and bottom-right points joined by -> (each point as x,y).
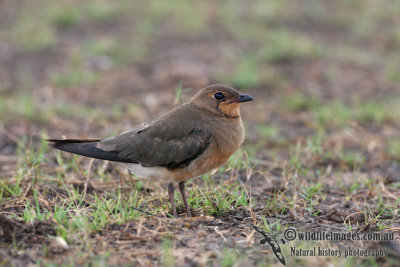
98,103 -> 212,170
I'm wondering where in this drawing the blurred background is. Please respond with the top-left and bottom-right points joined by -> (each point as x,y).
1,0 -> 400,144
1,0 -> 400,265
2,0 -> 400,174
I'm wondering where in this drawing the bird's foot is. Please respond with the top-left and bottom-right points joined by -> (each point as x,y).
179,181 -> 192,218
168,183 -> 178,218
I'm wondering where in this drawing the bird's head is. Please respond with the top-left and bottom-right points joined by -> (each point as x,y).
190,84 -> 253,118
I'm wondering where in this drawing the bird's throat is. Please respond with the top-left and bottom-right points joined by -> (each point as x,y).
217,102 -> 240,118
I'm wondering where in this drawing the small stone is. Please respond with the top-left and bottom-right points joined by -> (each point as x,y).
54,236 -> 68,249
50,236 -> 69,253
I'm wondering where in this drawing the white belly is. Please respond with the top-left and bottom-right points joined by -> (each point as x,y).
125,163 -> 174,181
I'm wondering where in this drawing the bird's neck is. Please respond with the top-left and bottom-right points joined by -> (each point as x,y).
217,102 -> 241,118
212,116 -> 244,155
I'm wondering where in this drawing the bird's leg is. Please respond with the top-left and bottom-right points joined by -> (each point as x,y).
178,181 -> 192,217
168,183 -> 178,217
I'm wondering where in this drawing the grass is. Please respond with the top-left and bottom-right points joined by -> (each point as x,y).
147,0 -> 208,34
387,140 -> 400,161
47,2 -> 84,28
3,90 -> 396,265
4,144 -> 252,236
339,150 -> 366,169
311,99 -> 400,129
17,175 -> 145,237
0,93 -> 36,121
231,56 -> 261,89
83,38 -> 147,67
11,16 -> 57,52
161,238 -> 175,267
257,124 -> 279,139
260,30 -> 321,64
51,52 -> 99,87
354,101 -> 398,124
282,93 -> 321,112
220,248 -> 241,267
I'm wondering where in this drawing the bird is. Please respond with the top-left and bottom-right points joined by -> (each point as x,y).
47,84 -> 253,218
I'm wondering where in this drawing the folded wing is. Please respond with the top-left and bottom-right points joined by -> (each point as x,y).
49,104 -> 212,170
98,121 -> 212,170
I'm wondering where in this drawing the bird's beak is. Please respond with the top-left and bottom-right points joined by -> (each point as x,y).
234,94 -> 253,103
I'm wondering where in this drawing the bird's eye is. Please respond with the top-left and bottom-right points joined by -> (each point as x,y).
213,92 -> 225,101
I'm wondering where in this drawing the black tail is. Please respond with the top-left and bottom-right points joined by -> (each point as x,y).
47,139 -> 133,163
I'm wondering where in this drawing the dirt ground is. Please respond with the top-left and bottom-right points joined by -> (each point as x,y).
1,1 -> 400,266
